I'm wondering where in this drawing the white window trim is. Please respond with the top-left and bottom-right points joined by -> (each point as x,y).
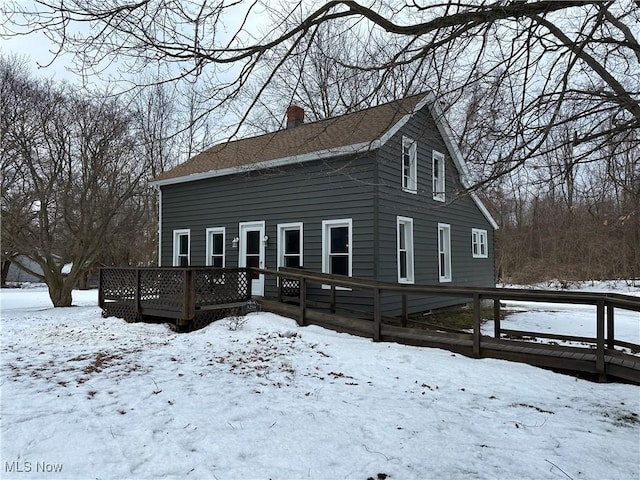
433,150 -> 445,202
277,222 -> 304,270
472,228 -> 488,259
438,223 -> 452,282
172,229 -> 190,267
397,216 -> 415,284
402,136 -> 418,194
322,218 -> 353,290
205,227 -> 226,267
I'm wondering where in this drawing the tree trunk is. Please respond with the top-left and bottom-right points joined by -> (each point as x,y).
1,260 -> 11,287
78,272 -> 88,290
48,281 -> 73,307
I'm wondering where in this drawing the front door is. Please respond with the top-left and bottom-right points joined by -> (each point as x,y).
239,221 -> 265,296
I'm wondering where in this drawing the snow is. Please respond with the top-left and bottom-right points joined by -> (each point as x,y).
1,285 -> 639,480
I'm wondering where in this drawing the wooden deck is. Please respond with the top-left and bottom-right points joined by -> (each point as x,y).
99,267 -> 252,329
98,267 -> 640,383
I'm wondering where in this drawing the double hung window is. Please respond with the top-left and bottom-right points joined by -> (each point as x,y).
278,223 -> 303,269
172,229 -> 190,267
402,137 -> 417,193
472,228 -> 488,258
206,227 -> 225,267
433,150 -> 445,202
397,217 -> 415,283
322,219 -> 352,277
438,223 -> 452,282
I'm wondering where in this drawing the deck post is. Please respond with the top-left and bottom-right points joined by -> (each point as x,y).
98,268 -> 104,308
401,294 -> 408,328
473,293 -> 481,357
373,287 -> 382,342
493,298 -> 501,339
606,303 -> 615,350
596,299 -> 606,381
330,284 -> 336,314
298,277 -> 306,326
134,268 -> 142,320
184,269 -> 195,322
246,269 -> 253,300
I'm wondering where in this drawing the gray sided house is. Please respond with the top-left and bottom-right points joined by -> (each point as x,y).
152,93 -> 498,315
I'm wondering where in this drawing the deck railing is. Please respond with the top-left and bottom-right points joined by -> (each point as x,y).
99,267 -> 251,326
272,267 -> 640,382
98,266 -> 639,381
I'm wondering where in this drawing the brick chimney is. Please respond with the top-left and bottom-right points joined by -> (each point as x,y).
286,105 -> 304,129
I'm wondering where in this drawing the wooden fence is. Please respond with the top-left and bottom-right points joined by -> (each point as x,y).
268,267 -> 640,383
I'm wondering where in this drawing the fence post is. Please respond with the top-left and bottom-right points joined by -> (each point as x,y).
330,284 -> 336,314
246,269 -> 252,300
606,303 -> 615,350
493,298 -> 501,339
401,294 -> 408,328
299,277 -> 306,326
135,268 -> 142,320
184,269 -> 195,321
98,268 -> 104,309
373,287 -> 381,342
596,299 -> 606,380
473,293 -> 481,357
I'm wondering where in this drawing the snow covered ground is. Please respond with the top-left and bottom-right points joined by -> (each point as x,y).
1,285 -> 639,480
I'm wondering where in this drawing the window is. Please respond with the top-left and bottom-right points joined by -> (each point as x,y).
206,227 -> 225,267
438,223 -> 452,282
472,228 -> 488,258
277,223 -> 303,269
432,150 -> 445,202
322,219 -> 352,278
397,217 -> 415,283
402,136 -> 417,193
172,229 -> 190,267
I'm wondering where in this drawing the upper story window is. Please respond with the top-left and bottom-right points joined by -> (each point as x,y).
278,223 -> 303,269
432,150 -> 445,202
172,229 -> 190,267
402,136 -> 417,193
206,227 -> 225,267
472,228 -> 488,258
397,216 -> 415,283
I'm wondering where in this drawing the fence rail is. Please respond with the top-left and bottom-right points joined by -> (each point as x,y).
271,267 -> 640,383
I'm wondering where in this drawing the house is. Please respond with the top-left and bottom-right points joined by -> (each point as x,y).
151,92 -> 498,315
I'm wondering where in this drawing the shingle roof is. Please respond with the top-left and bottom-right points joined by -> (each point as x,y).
153,93 -> 427,183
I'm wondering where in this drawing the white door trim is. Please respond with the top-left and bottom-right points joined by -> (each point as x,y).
238,221 -> 266,296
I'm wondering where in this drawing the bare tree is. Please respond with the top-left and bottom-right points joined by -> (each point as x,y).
2,1 -> 637,187
0,57 -> 149,306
